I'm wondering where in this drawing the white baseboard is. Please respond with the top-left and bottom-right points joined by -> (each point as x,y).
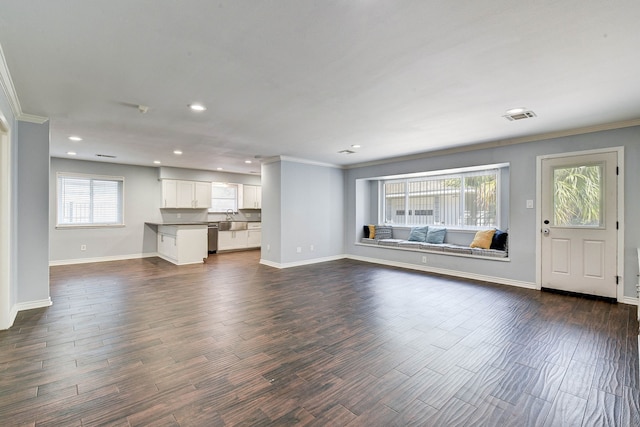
260,255 -> 346,269
346,254 -> 538,290
621,296 -> 639,306
2,297 -> 53,330
49,252 -> 159,266
16,297 -> 52,311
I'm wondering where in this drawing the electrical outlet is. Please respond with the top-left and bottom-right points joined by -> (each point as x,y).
81,245 -> 87,251
266,244 -> 270,251
296,247 -> 302,253
421,255 -> 427,263
310,245 -> 314,252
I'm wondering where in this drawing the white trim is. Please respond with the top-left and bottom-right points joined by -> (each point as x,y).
0,111 -> 12,330
0,42 -> 21,119
0,42 -> 47,123
260,255 -> 346,269
346,254 -> 537,290
17,114 -> 48,124
15,298 -> 52,312
49,252 -> 158,266
261,155 -> 342,169
621,296 -> 638,306
536,147 -> 625,301
347,119 -> 640,170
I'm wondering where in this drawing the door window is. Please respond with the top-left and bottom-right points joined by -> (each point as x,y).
552,163 -> 603,227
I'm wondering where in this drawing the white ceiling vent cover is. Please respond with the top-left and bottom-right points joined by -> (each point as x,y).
503,110 -> 537,121
338,149 -> 356,154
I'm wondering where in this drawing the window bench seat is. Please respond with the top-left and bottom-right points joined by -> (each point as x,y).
359,226 -> 509,260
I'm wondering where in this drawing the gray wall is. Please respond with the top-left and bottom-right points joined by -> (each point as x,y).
346,126 -> 640,298
49,158 -> 162,262
261,160 -> 282,264
261,158 -> 344,265
0,82 -> 18,324
17,121 -> 50,303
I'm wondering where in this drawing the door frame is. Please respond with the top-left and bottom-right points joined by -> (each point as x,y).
0,110 -> 12,329
536,147 -> 625,302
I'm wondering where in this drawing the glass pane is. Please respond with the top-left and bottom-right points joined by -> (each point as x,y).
463,174 -> 497,227
553,164 -> 603,227
384,182 -> 406,224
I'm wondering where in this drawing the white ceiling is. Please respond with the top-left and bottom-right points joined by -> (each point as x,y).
1,1 -> 639,175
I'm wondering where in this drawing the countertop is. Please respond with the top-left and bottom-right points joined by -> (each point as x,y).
145,221 -> 208,226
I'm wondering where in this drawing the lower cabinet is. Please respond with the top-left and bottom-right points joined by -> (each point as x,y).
247,230 -> 261,248
218,230 -> 249,251
157,225 -> 207,265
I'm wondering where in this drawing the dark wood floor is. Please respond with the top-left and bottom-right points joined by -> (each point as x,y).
1,251 -> 638,426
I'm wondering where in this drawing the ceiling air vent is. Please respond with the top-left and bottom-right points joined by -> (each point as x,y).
95,154 -> 117,158
503,110 -> 537,121
338,149 -> 356,154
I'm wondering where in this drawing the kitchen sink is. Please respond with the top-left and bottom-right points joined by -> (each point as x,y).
218,221 -> 248,231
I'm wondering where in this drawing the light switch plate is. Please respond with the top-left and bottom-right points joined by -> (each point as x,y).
526,199 -> 534,209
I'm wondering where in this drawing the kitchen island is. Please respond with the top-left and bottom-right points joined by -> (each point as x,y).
145,222 -> 208,265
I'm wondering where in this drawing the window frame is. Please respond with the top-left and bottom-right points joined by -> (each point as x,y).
209,182 -> 239,213
56,172 -> 125,228
378,164 -> 507,230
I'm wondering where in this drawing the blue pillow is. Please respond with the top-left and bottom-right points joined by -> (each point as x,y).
426,227 -> 446,244
408,226 -> 429,242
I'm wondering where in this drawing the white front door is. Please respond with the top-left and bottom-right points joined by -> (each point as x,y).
540,151 -> 618,298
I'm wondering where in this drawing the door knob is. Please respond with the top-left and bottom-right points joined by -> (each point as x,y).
543,228 -> 550,235
543,220 -> 550,224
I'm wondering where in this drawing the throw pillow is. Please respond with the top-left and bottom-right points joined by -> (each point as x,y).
470,229 -> 496,249
426,226 -> 446,244
491,229 -> 508,251
368,224 -> 376,239
363,225 -> 371,238
408,226 -> 429,242
374,225 -> 393,240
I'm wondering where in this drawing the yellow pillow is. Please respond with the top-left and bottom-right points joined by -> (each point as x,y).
368,225 -> 376,239
470,229 -> 496,249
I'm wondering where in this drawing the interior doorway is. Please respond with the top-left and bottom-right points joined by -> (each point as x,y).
538,148 -> 622,300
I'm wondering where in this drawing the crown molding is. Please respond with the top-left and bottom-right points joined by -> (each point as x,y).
346,118 -> 640,170
0,42 -> 48,124
262,155 -> 343,169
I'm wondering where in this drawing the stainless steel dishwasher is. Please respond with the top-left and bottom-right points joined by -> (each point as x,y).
207,222 -> 219,253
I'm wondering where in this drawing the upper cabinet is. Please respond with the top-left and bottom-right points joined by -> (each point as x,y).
162,180 -> 211,209
241,185 -> 262,209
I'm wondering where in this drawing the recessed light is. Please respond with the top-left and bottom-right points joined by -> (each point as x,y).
173,150 -> 183,155
67,151 -> 77,156
216,167 -> 223,171
351,144 -> 361,148
188,103 -> 206,112
245,160 -> 252,164
68,136 -> 82,141
506,107 -> 526,115
153,160 -> 161,164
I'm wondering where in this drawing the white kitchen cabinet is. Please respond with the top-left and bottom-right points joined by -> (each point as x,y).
241,185 -> 261,209
157,225 -> 207,265
247,222 -> 261,248
161,180 -> 211,209
218,230 -> 249,251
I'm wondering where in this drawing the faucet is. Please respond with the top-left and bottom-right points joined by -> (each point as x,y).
225,209 -> 234,221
